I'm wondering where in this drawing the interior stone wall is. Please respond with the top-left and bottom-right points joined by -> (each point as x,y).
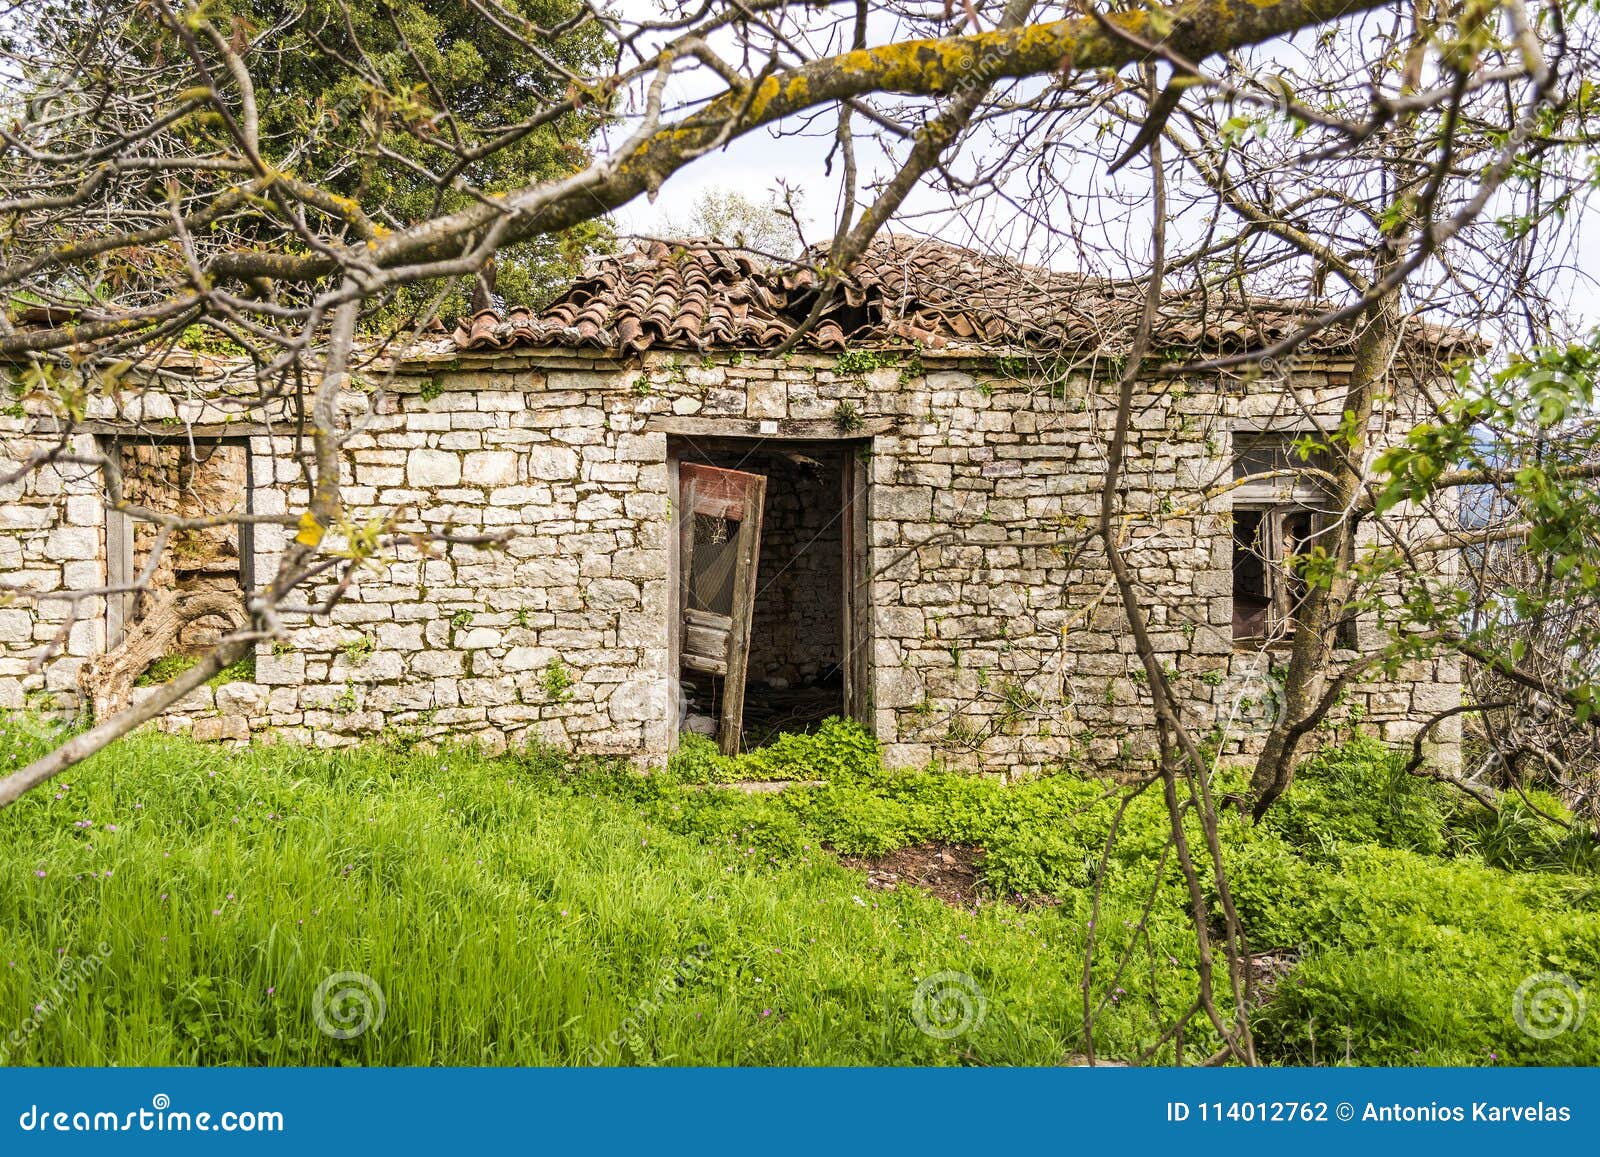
121,440 -> 248,654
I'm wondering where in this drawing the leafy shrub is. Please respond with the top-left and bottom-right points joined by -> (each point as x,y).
666,718 -> 881,784
759,718 -> 880,779
1265,736 -> 1449,854
666,733 -> 743,784
1252,845 -> 1600,1064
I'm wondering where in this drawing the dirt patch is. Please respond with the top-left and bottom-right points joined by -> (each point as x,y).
839,842 -> 985,909
1246,947 -> 1301,1007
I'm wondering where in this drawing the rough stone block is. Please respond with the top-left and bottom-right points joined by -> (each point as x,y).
407,449 -> 462,487
44,526 -> 98,560
0,610 -> 32,643
527,446 -> 579,480
192,715 -> 249,743
255,652 -> 305,685
215,682 -> 268,715
464,450 -> 519,485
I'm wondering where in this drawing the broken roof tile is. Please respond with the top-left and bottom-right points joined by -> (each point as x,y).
453,235 -> 1477,358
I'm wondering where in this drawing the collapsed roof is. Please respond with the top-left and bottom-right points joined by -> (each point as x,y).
453,235 -> 1477,358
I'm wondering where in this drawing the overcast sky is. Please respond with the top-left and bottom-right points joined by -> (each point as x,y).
603,2 -> 1600,337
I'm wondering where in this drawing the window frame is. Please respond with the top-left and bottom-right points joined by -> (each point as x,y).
1229,433 -> 1338,647
100,434 -> 255,648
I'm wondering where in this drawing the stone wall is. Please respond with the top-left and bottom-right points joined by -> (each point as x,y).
0,344 -> 1460,775
0,433 -> 105,709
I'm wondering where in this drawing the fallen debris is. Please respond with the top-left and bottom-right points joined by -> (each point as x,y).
839,842 -> 985,909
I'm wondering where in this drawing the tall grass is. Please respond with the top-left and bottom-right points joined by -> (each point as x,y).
0,731 -> 1100,1065
0,721 -> 1595,1066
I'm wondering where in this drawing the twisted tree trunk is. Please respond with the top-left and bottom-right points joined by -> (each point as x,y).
79,590 -> 246,720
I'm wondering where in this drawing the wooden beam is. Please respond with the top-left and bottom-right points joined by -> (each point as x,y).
644,416 -> 895,439
41,421 -> 271,439
842,447 -> 873,727
718,475 -> 766,756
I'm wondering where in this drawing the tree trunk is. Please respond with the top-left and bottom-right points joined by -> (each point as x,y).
79,590 -> 246,720
1249,291 -> 1399,815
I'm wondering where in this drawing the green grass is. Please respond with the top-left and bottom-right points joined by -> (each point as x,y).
133,653 -> 256,688
0,718 -> 1595,1066
0,730 -> 1092,1065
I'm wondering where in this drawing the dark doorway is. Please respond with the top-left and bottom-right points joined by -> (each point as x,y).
669,437 -> 864,752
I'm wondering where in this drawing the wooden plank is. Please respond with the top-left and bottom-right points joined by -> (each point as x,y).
684,608 -> 733,632
683,622 -> 730,663
1266,508 -> 1291,632
104,505 -> 133,648
645,416 -> 896,440
682,653 -> 728,676
718,473 -> 766,756
844,447 -> 873,726
51,422 -> 272,439
681,462 -> 763,520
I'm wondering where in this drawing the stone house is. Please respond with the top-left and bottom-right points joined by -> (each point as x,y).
0,237 -> 1467,775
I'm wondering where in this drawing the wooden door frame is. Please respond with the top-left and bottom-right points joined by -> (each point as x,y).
667,454 -> 681,749
840,445 -> 872,727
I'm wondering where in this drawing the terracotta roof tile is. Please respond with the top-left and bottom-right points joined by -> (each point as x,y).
453,235 -> 1476,358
